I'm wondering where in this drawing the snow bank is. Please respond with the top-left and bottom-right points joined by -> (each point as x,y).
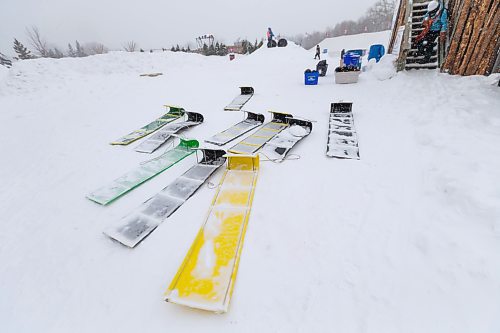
0,51 -> 227,96
0,65 -> 8,82
317,30 -> 392,55
364,54 -> 398,81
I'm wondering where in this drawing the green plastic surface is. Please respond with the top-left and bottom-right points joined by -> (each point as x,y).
111,107 -> 185,145
87,138 -> 199,205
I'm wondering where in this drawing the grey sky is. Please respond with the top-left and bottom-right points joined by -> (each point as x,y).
1,0 -> 379,55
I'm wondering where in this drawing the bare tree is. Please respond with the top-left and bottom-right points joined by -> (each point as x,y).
85,42 -> 108,55
288,0 -> 396,49
360,0 -> 396,31
25,26 -> 49,57
293,33 -> 305,47
123,41 -> 137,52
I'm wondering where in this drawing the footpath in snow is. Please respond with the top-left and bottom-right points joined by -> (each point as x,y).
0,31 -> 500,333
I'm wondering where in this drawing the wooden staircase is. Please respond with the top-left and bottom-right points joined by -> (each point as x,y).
405,0 -> 440,70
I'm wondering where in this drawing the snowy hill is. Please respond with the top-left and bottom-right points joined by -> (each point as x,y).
316,30 -> 392,56
1,32 -> 500,333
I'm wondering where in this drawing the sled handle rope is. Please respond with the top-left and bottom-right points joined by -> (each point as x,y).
205,152 -> 301,190
257,152 -> 301,163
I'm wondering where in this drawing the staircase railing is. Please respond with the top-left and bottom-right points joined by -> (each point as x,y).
397,0 -> 413,71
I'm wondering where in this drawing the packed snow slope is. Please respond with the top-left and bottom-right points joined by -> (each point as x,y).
1,32 -> 500,333
316,30 -> 392,56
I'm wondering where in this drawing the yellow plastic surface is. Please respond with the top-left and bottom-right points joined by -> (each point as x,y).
165,155 -> 259,313
228,121 -> 289,154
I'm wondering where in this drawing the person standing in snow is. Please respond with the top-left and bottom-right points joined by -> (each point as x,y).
315,45 -> 321,60
267,28 -> 274,44
413,0 -> 448,64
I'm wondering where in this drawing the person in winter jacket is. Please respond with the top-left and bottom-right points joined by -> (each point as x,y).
314,45 -> 321,60
267,28 -> 274,43
414,0 -> 448,63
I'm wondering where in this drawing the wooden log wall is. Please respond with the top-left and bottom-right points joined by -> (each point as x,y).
442,0 -> 499,75
389,0 -> 499,75
447,0 -> 462,34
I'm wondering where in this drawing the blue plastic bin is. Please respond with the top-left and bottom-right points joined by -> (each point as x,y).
343,53 -> 361,68
304,71 -> 319,85
346,49 -> 366,57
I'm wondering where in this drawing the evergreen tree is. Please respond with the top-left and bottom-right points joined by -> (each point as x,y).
67,43 -> 76,57
170,46 -> 175,52
247,40 -> 255,54
202,43 -> 208,55
241,40 -> 248,54
208,44 -> 215,55
51,48 -> 64,58
75,40 -> 86,57
218,43 -> 228,56
13,39 -> 34,60
0,52 -> 12,67
187,45 -> 191,52
175,44 -> 180,52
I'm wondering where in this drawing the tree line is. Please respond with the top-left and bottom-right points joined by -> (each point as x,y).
240,39 -> 264,55
1,26 -> 265,66
289,0 -> 396,49
2,26 -> 112,63
1,2 -> 395,67
170,38 -> 264,56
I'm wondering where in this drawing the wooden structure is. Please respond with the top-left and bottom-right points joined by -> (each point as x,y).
388,0 -> 409,57
196,34 -> 215,49
389,0 -> 499,75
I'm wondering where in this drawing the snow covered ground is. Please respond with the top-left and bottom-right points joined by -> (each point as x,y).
317,30 -> 391,56
1,31 -> 499,332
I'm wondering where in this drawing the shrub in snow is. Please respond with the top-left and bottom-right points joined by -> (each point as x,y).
13,39 -> 35,60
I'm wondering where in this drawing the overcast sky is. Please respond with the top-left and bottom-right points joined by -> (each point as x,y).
1,0 -> 379,55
